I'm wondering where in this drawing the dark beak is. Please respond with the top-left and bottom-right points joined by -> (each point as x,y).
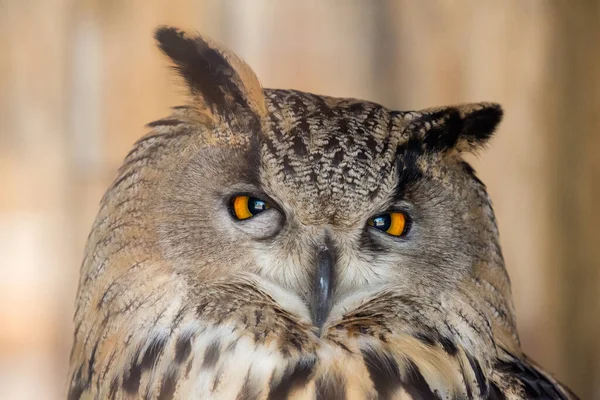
310,243 -> 334,334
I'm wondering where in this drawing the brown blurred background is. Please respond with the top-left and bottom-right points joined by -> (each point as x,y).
0,1 -> 598,399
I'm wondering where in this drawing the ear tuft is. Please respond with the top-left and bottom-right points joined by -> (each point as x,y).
155,26 -> 195,67
155,26 -> 231,113
458,103 -> 503,149
154,26 -> 266,126
406,102 -> 503,154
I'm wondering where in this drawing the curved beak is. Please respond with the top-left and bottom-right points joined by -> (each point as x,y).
310,243 -> 335,335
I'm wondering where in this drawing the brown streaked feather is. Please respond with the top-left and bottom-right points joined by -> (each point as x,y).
69,279 -> 576,399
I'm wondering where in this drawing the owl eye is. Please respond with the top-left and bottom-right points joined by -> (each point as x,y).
367,212 -> 409,237
231,195 -> 271,220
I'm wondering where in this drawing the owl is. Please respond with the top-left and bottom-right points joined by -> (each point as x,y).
68,26 -> 577,400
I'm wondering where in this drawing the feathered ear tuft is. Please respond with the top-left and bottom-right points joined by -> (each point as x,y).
154,26 -> 267,126
404,103 -> 503,154
456,103 -> 503,150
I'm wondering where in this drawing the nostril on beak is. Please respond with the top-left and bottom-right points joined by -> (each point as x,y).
310,244 -> 334,334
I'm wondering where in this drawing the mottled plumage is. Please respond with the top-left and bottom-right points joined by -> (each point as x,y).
68,26 -> 577,399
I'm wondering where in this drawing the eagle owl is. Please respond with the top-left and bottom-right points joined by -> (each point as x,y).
68,26 -> 577,399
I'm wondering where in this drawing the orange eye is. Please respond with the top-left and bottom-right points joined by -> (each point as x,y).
367,212 -> 408,237
231,195 -> 271,220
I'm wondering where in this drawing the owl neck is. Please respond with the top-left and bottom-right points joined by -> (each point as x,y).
472,191 -> 521,353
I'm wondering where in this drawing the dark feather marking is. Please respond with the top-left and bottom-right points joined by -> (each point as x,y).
157,367 -> 178,400
109,169 -> 137,193
359,226 -> 387,253
67,365 -> 86,400
119,153 -> 154,173
395,138 -> 424,199
96,260 -> 147,310
461,360 -> 473,399
254,309 -> 263,324
331,339 -> 352,353
422,109 -> 462,152
237,370 -> 262,400
172,306 -> 188,327
70,325 -> 81,362
291,133 -> 307,156
461,105 -> 503,144
109,377 -> 118,400
244,135 -> 264,187
267,357 -> 317,400
457,309 -> 484,337
196,302 -> 207,317
146,118 -> 183,128
439,336 -> 459,356
413,332 -> 436,347
202,339 -> 220,369
122,336 -> 167,393
461,161 -> 487,188
122,354 -> 141,394
315,372 -> 346,400
86,340 -> 99,387
495,357 -> 569,400
174,332 -> 193,364
211,367 -> 224,393
403,359 -> 439,399
133,130 -> 193,147
332,149 -> 344,165
100,350 -> 118,384
226,338 -> 239,353
254,331 -> 265,343
361,348 -> 401,400
488,382 -> 507,400
467,354 -> 489,398
182,359 -> 193,382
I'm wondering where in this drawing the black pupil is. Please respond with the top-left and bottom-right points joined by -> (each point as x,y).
372,215 -> 391,231
248,197 -> 268,215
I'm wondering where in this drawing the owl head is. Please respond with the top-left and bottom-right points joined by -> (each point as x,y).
68,26 -> 579,399
147,27 -> 515,343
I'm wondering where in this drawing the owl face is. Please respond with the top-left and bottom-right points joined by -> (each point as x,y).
154,69 -> 504,331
